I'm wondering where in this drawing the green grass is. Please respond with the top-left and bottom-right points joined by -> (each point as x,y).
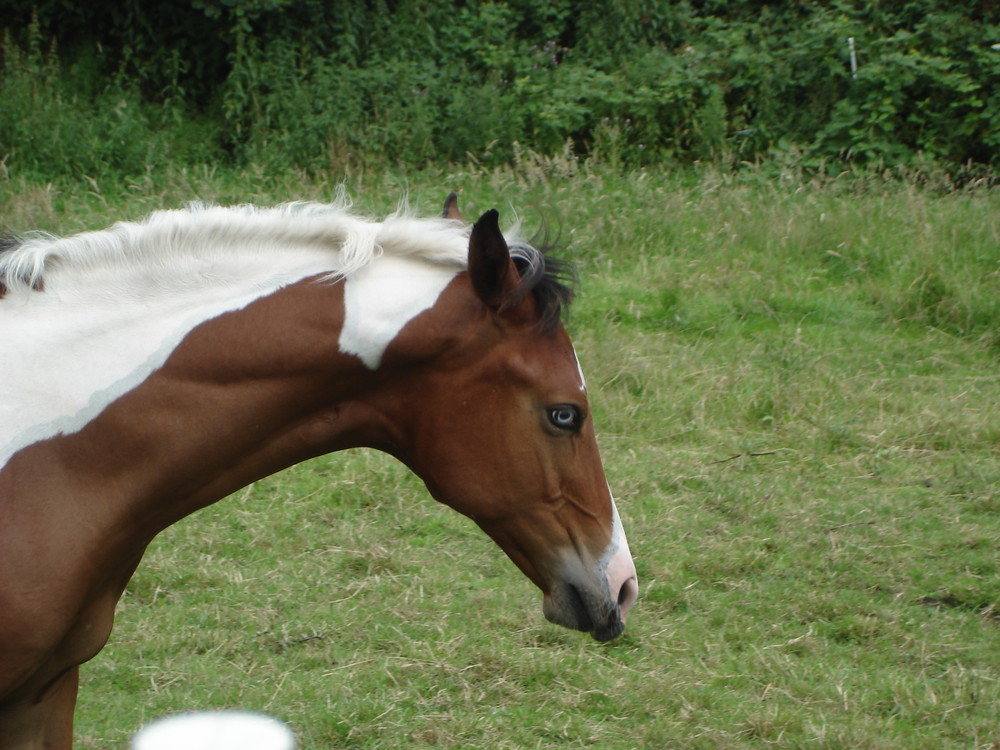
2,163 -> 998,748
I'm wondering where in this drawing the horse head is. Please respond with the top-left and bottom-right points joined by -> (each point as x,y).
375,204 -> 638,641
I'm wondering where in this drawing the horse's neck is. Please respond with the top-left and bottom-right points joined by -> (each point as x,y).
135,258 -> 470,517
2,278 -> 356,528
0,251 -> 335,471
4,252 -> 467,515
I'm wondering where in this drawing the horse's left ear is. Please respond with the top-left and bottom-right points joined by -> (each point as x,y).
468,209 -> 516,310
442,192 -> 463,222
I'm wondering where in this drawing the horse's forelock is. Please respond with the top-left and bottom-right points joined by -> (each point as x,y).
508,241 -> 576,331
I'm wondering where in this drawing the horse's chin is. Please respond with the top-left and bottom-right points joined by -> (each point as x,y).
590,615 -> 625,642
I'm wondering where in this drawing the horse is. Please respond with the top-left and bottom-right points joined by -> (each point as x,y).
0,193 -> 638,749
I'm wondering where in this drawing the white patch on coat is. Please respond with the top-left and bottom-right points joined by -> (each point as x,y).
0,203 -> 472,471
0,252 -> 335,470
338,255 -> 461,369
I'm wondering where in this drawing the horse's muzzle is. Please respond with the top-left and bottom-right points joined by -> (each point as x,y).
591,610 -> 626,642
543,574 -> 636,641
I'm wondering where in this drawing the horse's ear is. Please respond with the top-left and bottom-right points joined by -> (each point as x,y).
442,192 -> 463,222
468,209 -> 515,310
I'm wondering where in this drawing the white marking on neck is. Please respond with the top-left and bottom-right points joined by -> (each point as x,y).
338,254 -> 460,369
0,203 -> 474,471
0,254 -> 334,471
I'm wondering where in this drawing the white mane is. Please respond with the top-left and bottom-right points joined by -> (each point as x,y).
0,202 -> 473,297
0,201 -> 488,470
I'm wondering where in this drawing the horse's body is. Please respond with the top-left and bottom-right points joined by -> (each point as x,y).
0,196 -> 637,749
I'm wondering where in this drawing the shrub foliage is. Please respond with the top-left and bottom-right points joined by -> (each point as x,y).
2,0 -> 999,177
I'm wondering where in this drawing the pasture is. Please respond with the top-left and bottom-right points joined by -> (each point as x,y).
2,163 -> 998,748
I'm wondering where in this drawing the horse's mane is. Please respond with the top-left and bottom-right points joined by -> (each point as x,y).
508,238 -> 575,331
0,201 -> 573,325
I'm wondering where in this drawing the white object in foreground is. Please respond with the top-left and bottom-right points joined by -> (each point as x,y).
132,710 -> 296,750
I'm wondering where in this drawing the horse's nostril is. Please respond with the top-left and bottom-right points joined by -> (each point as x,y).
617,576 -> 638,619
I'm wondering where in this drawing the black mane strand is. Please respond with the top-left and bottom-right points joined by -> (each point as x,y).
508,239 -> 576,332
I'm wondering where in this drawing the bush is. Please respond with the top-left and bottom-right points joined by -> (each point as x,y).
1,1 -> 998,178
0,17 -> 224,180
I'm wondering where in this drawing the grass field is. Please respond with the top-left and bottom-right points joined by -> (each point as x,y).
3,163 -> 998,748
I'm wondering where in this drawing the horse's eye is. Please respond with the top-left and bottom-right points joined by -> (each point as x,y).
548,405 -> 581,431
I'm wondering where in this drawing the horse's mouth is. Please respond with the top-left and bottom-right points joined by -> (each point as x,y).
546,582 -> 625,641
570,584 -> 625,642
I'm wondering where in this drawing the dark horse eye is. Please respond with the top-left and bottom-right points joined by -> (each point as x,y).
548,405 -> 581,431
